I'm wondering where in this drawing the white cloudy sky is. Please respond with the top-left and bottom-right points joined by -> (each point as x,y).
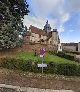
23,0 -> 80,43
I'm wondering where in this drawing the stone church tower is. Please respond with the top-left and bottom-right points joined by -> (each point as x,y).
43,20 -> 51,33
43,20 -> 60,46
52,29 -> 60,46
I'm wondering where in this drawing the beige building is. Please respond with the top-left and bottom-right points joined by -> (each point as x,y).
25,21 -> 60,46
62,43 -> 78,52
78,42 -> 80,52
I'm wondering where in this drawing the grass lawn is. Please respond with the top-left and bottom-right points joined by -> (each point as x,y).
15,51 -> 75,64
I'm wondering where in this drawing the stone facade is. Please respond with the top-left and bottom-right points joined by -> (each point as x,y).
62,42 -> 80,52
62,43 -> 78,52
78,42 -> 80,52
58,43 -> 62,52
25,21 -> 60,46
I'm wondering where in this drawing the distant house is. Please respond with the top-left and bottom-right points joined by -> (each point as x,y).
25,20 -> 60,46
62,43 -> 80,52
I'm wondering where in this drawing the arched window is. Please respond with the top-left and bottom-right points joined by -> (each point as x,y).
41,39 -> 44,42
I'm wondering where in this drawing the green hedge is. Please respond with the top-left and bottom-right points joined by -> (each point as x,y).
57,63 -> 78,76
0,58 -> 33,72
64,50 -> 80,55
56,52 -> 75,61
0,58 -> 80,76
48,51 -> 75,61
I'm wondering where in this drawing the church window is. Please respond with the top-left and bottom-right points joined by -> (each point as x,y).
50,41 -> 52,44
32,35 -> 34,37
39,35 -> 41,38
60,46 -> 61,49
41,39 -> 44,42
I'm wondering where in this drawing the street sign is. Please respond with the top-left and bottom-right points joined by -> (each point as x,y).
40,49 -> 45,57
39,49 -> 46,73
40,55 -> 43,58
38,63 -> 47,67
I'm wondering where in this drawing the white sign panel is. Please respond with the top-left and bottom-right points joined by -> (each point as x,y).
40,55 -> 43,57
38,63 -> 47,67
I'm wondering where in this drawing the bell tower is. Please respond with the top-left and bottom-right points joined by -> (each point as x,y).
44,20 -> 51,33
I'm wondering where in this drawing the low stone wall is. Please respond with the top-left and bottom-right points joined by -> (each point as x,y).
0,44 -> 57,58
0,84 -> 74,92
18,44 -> 57,52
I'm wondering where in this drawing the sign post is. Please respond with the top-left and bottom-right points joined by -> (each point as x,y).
42,57 -> 43,73
37,49 -> 47,73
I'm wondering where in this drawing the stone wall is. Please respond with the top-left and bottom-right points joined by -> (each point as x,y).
0,84 -> 74,92
30,33 -> 47,44
18,44 -> 57,52
78,43 -> 80,52
62,46 -> 77,52
52,32 -> 59,46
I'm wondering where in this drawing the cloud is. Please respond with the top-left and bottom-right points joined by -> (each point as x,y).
60,13 -> 70,24
69,30 -> 75,32
58,25 -> 64,32
37,0 -> 64,16
65,0 -> 80,13
23,15 -> 45,29
23,15 -> 57,29
27,0 -> 65,18
25,0 -> 80,33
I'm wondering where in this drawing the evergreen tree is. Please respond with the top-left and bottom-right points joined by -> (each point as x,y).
0,0 -> 29,49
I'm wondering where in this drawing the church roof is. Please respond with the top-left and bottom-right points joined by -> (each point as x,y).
62,43 -> 78,46
30,25 -> 47,36
44,20 -> 51,29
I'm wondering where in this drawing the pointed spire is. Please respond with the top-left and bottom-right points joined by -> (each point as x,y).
46,20 -> 48,24
44,20 -> 51,33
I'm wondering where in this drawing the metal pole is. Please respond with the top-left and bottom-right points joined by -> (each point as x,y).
42,57 -> 43,73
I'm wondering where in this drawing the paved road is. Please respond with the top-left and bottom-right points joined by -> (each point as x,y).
0,84 -> 75,92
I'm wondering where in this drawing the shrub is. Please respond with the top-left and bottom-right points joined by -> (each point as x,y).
0,57 -> 80,76
56,52 -> 75,61
47,50 -> 57,55
77,65 -> 80,76
57,63 -> 78,76
48,50 -> 75,61
19,60 -> 32,71
44,62 -> 57,74
32,62 -> 42,73
0,58 -> 32,71
64,50 -> 80,55
48,51 -> 75,61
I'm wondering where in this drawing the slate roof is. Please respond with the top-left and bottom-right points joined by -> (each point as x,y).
62,43 -> 78,46
29,25 -> 47,36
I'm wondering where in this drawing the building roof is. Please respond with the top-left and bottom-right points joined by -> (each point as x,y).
30,25 -> 47,36
62,43 -> 78,46
44,20 -> 51,32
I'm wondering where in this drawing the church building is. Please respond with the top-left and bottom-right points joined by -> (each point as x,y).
25,20 -> 60,46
